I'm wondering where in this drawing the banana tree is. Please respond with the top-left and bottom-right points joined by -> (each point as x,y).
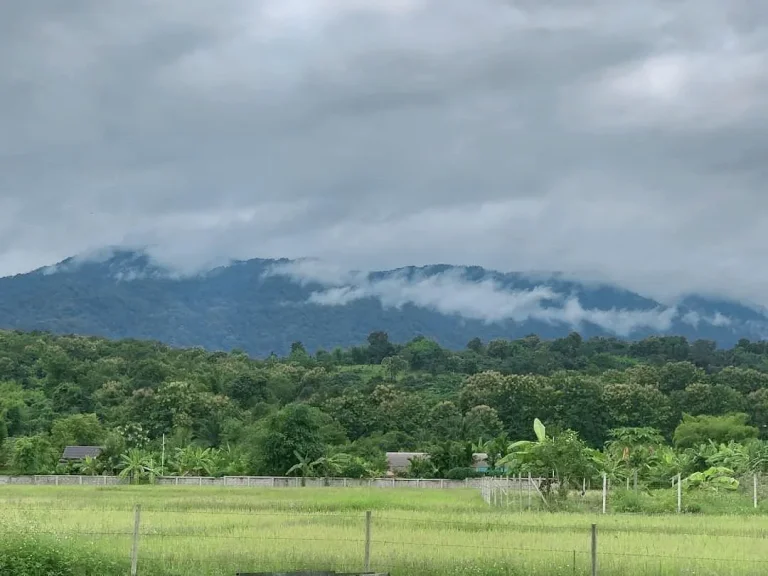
79,456 -> 101,476
286,451 -> 316,487
118,449 -> 159,484
499,419 -> 599,499
683,466 -> 739,491
174,446 -> 218,476
313,453 -> 352,485
747,439 -> 768,473
644,445 -> 693,488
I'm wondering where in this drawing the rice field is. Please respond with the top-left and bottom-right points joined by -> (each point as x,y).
2,485 -> 768,575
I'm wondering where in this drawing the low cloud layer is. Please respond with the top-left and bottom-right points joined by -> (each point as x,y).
266,260 -> 733,337
2,1 -> 768,308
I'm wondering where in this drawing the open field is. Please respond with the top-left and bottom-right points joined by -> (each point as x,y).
3,486 -> 768,575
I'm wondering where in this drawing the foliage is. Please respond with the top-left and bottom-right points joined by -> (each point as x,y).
683,466 -> 739,491
10,435 -> 56,474
50,413 -> 105,451
173,445 -> 217,476
6,328 -> 768,479
0,534 -> 123,576
604,427 -> 666,483
444,467 -> 481,480
673,414 -> 759,449
406,456 -> 437,478
249,403 -> 344,476
117,448 -> 158,484
500,419 -> 600,498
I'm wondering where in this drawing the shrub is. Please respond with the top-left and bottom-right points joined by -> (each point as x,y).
445,467 -> 481,480
0,534 -> 124,576
611,489 -> 647,513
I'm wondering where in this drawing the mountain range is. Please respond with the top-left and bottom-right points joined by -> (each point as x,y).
0,249 -> 766,355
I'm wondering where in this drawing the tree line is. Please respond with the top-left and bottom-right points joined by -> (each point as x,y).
3,329 -> 768,484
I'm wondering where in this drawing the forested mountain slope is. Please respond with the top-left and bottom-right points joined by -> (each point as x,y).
1,250 -> 766,355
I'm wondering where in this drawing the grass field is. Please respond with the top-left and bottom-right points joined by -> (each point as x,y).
2,485 -> 768,575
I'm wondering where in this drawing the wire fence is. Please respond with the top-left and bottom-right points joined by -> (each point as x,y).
0,474 -> 519,489
3,504 -> 768,575
480,473 -> 768,514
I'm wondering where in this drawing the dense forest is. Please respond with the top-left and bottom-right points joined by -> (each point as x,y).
3,329 -> 768,488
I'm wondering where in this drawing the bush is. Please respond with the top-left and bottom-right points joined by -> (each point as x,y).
445,467 -> 481,480
611,489 -> 647,513
0,534 -> 124,576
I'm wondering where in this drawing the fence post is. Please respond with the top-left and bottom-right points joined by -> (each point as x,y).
573,549 -> 576,575
601,473 -> 607,514
130,504 -> 141,576
633,469 -> 637,492
754,474 -> 758,509
677,473 -> 682,513
527,472 -> 532,509
364,511 -> 372,572
591,524 -> 597,576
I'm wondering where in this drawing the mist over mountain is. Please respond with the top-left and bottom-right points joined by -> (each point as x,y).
0,250 -> 765,356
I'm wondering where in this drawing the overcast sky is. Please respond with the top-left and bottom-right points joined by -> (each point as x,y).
2,0 -> 767,305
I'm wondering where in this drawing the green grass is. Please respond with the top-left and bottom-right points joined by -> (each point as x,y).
3,486 -> 768,575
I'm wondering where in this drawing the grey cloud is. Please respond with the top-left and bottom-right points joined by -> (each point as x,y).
2,0 -> 768,310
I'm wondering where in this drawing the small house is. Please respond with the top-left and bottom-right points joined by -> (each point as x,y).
385,452 -> 428,475
59,446 -> 103,464
472,452 -> 489,472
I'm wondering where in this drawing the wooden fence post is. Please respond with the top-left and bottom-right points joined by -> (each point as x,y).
364,511 -> 372,572
591,523 -> 597,576
130,505 -> 141,576
677,473 -> 682,513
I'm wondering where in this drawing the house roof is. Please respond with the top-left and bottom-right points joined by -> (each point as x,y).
386,452 -> 428,470
386,451 -> 492,470
61,446 -> 103,460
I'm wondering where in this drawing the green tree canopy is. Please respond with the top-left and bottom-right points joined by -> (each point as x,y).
673,413 -> 759,449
